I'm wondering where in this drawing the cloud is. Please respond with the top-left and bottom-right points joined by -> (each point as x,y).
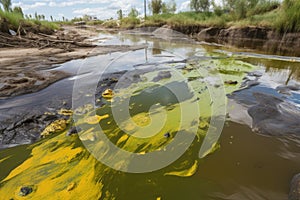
12,2 -> 47,11
12,0 -> 183,20
178,1 -> 190,12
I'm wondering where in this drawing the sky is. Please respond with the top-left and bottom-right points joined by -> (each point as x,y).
10,0 -> 194,20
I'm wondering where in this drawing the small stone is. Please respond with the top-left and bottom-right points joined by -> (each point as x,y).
164,133 -> 171,138
289,173 -> 300,200
102,89 -> 114,99
41,119 -> 67,138
19,186 -> 33,196
66,126 -> 81,136
225,80 -> 238,85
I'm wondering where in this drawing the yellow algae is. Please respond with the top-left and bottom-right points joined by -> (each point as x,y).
79,127 -> 96,141
58,109 -> 73,116
116,134 -> 129,146
74,104 -> 94,115
123,122 -> 136,132
102,89 -> 114,99
131,112 -> 151,127
164,160 -> 198,177
199,142 -> 220,158
0,132 -> 104,200
84,114 -> 109,125
41,119 -> 67,138
0,156 -> 11,163
66,182 -> 76,191
138,151 -> 146,155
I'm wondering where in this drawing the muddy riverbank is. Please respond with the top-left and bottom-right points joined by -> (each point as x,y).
0,27 -> 146,98
133,24 -> 300,57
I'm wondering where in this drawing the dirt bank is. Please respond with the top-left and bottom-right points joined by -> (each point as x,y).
135,24 -> 300,56
0,26 -> 146,98
192,26 -> 300,57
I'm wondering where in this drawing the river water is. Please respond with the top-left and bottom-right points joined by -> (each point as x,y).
0,28 -> 299,200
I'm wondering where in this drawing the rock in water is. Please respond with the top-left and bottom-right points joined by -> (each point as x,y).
19,186 -> 33,196
289,174 -> 300,200
41,119 -> 67,138
248,92 -> 300,136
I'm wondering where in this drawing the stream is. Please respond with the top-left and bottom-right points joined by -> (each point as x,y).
0,28 -> 299,200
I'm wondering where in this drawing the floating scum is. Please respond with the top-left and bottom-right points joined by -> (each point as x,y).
0,49 -> 258,199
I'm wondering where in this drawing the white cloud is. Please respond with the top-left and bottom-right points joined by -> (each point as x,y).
12,2 -> 47,11
178,1 -> 190,12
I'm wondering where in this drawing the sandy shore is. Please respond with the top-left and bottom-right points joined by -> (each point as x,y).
0,26 -> 145,98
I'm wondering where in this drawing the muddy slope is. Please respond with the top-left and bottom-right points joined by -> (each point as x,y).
156,25 -> 300,56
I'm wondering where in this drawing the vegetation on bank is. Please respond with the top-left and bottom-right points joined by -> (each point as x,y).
0,0 -> 300,35
0,1 -> 59,34
104,0 -> 300,34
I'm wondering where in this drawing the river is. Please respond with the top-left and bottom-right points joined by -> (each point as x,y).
0,28 -> 299,200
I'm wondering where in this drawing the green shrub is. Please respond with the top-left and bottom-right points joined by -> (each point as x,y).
248,0 -> 280,16
120,17 -> 140,28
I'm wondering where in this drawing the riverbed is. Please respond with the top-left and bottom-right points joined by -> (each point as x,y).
0,27 -> 299,200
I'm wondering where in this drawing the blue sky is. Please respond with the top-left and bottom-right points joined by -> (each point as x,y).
10,0 -> 193,20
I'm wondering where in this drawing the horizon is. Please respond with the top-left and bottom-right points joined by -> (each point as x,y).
8,0 -> 196,21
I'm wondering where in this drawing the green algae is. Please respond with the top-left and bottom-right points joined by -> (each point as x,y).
0,53 -> 258,199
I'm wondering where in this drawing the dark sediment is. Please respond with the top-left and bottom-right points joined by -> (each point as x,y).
289,173 -> 300,200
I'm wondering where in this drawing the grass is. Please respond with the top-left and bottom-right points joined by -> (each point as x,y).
275,0 -> 300,32
229,9 -> 279,28
0,10 -> 60,34
141,12 -> 230,28
120,17 -> 140,28
135,0 -> 299,34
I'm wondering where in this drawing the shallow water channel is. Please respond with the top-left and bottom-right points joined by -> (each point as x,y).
0,29 -> 299,200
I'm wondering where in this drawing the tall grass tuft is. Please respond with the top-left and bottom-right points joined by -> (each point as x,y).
275,0 -> 300,33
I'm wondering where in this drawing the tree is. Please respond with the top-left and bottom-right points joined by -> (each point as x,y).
190,0 -> 210,12
149,0 -> 163,14
162,0 -> 177,14
13,6 -> 23,17
128,7 -> 139,18
235,0 -> 247,19
0,0 -> 12,12
117,9 -> 123,20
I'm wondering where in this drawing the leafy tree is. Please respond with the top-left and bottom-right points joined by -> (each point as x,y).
235,0 -> 247,19
150,0 -> 163,14
117,9 -> 123,20
0,0 -> 12,12
190,0 -> 210,12
13,6 -> 23,17
128,7 -> 139,18
162,0 -> 177,14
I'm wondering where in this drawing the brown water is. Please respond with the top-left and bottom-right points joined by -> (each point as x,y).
0,30 -> 299,200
